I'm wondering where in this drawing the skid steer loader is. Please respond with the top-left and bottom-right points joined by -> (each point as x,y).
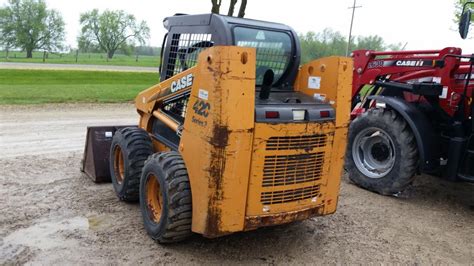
82,13 -> 352,243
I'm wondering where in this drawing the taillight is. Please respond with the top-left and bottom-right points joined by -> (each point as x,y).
265,111 -> 280,119
320,110 -> 330,118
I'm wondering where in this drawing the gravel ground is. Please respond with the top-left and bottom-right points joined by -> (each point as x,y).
1,104 -> 473,265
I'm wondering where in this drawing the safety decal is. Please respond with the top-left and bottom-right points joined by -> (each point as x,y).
308,76 -> 321,89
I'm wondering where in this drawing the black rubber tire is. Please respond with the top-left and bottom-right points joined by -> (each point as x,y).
346,108 -> 419,195
109,127 -> 153,202
139,152 -> 192,243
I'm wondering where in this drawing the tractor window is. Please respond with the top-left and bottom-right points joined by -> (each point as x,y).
165,33 -> 213,79
233,27 -> 292,86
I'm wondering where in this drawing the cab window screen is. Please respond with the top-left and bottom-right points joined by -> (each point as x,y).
234,27 -> 292,86
165,33 -> 213,79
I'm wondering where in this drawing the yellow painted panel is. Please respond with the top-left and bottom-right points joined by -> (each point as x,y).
293,57 -> 352,214
295,57 -> 353,128
322,127 -> 348,214
179,46 -> 256,237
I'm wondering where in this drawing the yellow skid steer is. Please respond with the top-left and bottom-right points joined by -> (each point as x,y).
82,13 -> 352,243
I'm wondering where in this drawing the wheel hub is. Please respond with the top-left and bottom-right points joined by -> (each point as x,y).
146,174 -> 163,223
113,146 -> 125,184
371,142 -> 390,162
352,127 -> 396,179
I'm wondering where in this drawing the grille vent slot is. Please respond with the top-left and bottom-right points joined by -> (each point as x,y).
261,185 -> 321,205
266,134 -> 327,151
262,152 -> 325,187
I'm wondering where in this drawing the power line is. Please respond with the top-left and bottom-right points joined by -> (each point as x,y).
346,0 -> 362,56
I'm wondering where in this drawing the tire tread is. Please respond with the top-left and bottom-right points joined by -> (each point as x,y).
141,151 -> 192,243
110,127 -> 153,201
346,108 -> 419,195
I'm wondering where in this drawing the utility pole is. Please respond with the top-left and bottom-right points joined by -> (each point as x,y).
346,0 -> 362,56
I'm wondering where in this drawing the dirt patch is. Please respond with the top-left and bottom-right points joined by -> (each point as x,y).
1,104 -> 473,264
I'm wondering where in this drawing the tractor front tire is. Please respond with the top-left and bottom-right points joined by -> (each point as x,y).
139,152 -> 192,243
110,127 -> 153,202
346,108 -> 419,195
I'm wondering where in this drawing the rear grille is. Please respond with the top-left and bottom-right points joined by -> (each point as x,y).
266,134 -> 327,151
261,185 -> 320,205
262,152 -> 325,187
257,132 -> 330,206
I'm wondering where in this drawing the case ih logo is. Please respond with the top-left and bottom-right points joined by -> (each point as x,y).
394,60 -> 425,67
367,60 -> 431,69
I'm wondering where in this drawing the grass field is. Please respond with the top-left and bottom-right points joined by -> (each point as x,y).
0,69 -> 159,104
0,51 -> 161,68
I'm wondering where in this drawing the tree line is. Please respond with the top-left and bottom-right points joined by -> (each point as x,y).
1,0 -> 468,60
0,0 -> 151,59
299,29 -> 403,63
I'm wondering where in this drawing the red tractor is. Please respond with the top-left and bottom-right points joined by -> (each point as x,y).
346,3 -> 474,194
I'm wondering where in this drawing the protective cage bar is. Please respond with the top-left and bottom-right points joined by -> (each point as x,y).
166,33 -> 213,79
162,92 -> 191,122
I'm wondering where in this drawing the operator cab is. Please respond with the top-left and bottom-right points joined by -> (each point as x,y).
160,13 -> 334,124
160,13 -> 300,88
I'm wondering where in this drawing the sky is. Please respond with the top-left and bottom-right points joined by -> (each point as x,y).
1,0 -> 473,52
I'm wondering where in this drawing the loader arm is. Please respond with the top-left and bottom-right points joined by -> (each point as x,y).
351,47 -> 473,117
135,67 -> 197,138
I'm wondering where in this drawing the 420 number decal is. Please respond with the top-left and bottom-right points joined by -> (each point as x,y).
193,100 -> 210,117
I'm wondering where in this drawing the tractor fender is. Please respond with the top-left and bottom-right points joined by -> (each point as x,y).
367,96 -> 439,172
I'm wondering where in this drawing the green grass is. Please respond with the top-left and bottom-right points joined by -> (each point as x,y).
0,51 -> 160,68
359,85 -> 373,97
0,69 -> 159,104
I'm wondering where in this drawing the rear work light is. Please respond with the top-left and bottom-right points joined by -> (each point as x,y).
292,110 -> 305,121
265,111 -> 280,119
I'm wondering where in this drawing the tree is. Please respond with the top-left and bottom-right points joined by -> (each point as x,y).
211,0 -> 222,13
299,29 -> 402,64
211,0 -> 248,17
0,0 -> 65,58
354,35 -> 385,51
237,0 -> 247,17
299,29 -> 347,63
0,8 -> 15,58
385,42 -> 404,51
79,9 -> 150,59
